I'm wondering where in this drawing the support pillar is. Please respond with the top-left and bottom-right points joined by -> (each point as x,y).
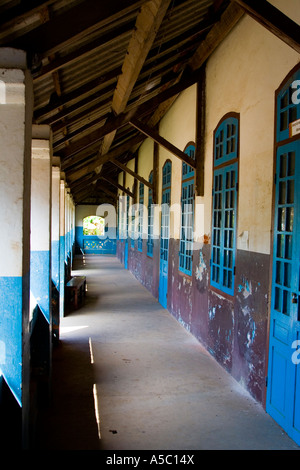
51,158 -> 61,341
30,125 -> 52,406
59,177 -> 66,317
0,48 -> 33,448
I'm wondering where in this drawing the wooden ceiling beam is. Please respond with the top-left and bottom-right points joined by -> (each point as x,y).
34,21 -> 135,82
40,94 -> 112,126
100,176 -> 134,198
34,73 -> 118,121
189,2 -> 244,71
129,118 -> 196,168
65,135 -> 145,183
53,115 -> 109,151
231,0 -> 300,53
58,65 -> 205,159
111,159 -> 153,190
100,0 -> 172,157
0,0 -> 57,43
5,0 -> 147,57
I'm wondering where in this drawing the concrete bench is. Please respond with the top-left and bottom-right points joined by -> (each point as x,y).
66,276 -> 86,310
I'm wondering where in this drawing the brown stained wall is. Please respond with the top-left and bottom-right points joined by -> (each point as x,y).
118,237 -> 270,405
119,239 -> 160,300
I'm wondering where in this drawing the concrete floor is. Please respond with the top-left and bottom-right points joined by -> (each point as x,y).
38,255 -> 299,450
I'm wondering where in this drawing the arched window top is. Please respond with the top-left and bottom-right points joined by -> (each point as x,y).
162,160 -> 172,188
182,143 -> 195,180
214,115 -> 239,167
83,215 -> 105,236
276,66 -> 300,143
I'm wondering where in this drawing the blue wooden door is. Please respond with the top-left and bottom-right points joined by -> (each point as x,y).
159,162 -> 172,308
266,140 -> 300,445
159,189 -> 170,308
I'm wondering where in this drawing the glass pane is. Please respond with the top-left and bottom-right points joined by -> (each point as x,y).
277,234 -> 284,258
280,91 -> 288,109
285,235 -> 292,259
276,261 -> 282,285
282,290 -> 290,316
287,180 -> 294,204
275,287 -> 281,312
278,208 -> 286,232
286,207 -> 294,232
280,111 -> 288,131
289,106 -> 297,124
280,153 -> 287,178
284,262 -> 291,288
279,182 -> 286,204
288,152 -> 295,176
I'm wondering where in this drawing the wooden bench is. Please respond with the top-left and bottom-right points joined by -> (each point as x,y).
66,276 -> 86,310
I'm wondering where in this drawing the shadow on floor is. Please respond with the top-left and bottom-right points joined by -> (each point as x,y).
37,338 -> 100,450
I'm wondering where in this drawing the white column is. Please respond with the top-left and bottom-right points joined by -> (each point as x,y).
0,48 -> 33,446
59,177 -> 66,317
30,125 -> 52,324
52,158 -> 60,289
52,158 -> 60,340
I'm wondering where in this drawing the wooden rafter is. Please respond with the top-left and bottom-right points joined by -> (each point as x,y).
189,2 -> 244,71
5,0 -> 147,56
99,0 -> 172,157
100,176 -> 134,198
58,65 -> 206,160
65,135 -> 145,183
231,0 -> 300,53
33,21 -> 135,82
111,159 -> 154,190
129,118 -> 197,168
35,74 -> 119,122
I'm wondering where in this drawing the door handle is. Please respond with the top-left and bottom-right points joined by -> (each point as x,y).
292,293 -> 298,304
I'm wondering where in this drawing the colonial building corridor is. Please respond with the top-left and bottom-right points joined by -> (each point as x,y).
1,0 -> 300,451
37,255 -> 299,450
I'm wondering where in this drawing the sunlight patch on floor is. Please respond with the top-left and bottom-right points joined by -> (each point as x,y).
60,325 -> 89,333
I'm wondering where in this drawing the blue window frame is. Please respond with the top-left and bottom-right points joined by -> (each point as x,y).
147,172 -> 154,257
179,144 -> 195,275
211,115 -> 239,295
277,67 -> 300,143
130,197 -> 135,248
125,194 -> 129,240
161,161 -> 172,262
138,183 -> 144,251
214,116 -> 238,167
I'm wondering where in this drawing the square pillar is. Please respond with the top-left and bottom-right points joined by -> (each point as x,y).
30,125 -> 52,405
52,158 -> 61,341
59,177 -> 66,317
30,125 -> 52,322
0,48 -> 33,448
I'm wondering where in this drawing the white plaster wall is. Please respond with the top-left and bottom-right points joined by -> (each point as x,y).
60,180 -> 65,236
31,140 -> 51,252
204,8 -> 300,255
0,66 -> 31,276
52,168 -> 61,244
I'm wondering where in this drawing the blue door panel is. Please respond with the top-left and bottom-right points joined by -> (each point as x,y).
159,163 -> 171,308
267,139 -> 300,445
